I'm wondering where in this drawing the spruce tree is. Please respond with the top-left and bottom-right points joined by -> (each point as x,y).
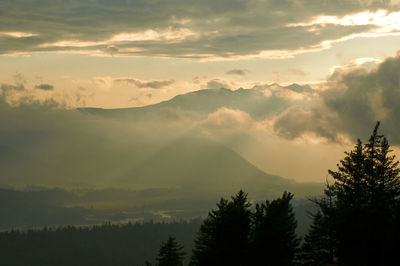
190,190 -> 251,266
250,191 -> 300,266
318,122 -> 400,265
156,236 -> 185,266
300,210 -> 334,266
300,186 -> 336,265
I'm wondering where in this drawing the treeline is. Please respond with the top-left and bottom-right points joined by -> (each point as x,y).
0,191 -> 300,266
0,221 -> 200,266
0,187 -> 206,230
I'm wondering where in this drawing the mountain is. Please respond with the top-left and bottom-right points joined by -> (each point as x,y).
120,134 -> 288,194
0,83 -> 322,198
119,133 -> 322,198
0,125 -> 322,198
79,83 -> 313,121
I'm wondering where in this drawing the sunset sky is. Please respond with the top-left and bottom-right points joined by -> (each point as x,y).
1,0 -> 400,184
1,0 -> 400,108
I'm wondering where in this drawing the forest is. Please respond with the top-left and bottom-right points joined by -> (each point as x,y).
1,122 -> 400,266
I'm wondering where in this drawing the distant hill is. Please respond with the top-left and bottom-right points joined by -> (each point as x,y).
0,84 -> 322,199
119,133 -> 322,198
75,84 -> 321,197
79,83 -> 313,121
0,128 -> 322,198
119,134 -> 289,195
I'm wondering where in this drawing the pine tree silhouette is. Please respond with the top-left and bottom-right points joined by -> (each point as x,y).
309,122 -> 400,265
250,191 -> 300,266
190,190 -> 251,266
156,236 -> 185,266
300,210 -> 334,265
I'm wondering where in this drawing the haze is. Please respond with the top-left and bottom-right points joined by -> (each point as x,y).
1,0 -> 400,192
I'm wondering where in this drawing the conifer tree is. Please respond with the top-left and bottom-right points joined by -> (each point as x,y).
317,122 -> 400,265
250,191 -> 300,266
156,236 -> 185,266
300,210 -> 334,265
190,190 -> 251,266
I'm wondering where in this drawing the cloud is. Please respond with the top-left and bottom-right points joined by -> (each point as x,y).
273,106 -> 336,140
226,69 -> 247,77
1,83 -> 25,93
0,31 -> 38,38
0,88 -> 62,109
0,0 -> 398,59
0,80 -> 86,109
206,78 -> 237,90
201,107 -> 256,132
103,45 -> 119,55
0,83 -> 25,104
35,84 -> 54,91
273,51 -> 400,144
197,107 -> 351,182
251,83 -> 313,103
114,78 -> 175,89
288,9 -> 400,30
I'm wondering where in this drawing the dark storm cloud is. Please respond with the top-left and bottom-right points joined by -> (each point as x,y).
0,0 -> 396,58
274,52 -> 400,144
35,84 -> 54,91
114,78 -> 175,89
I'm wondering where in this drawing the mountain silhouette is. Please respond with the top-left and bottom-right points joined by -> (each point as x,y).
79,83 -> 312,121
119,133 -> 321,198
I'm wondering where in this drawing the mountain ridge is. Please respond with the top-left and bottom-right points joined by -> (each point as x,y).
78,83 -> 312,120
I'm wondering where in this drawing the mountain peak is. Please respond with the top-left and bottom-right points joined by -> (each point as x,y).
79,83 -> 312,121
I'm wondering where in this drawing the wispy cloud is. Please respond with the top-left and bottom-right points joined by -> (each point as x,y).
0,31 -> 38,38
114,78 -> 175,89
288,10 -> 400,31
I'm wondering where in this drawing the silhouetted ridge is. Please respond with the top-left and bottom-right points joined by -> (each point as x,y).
120,134 -> 291,195
79,83 -> 311,120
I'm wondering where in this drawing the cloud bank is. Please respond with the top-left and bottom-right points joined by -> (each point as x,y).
0,0 -> 399,59
274,52 -> 400,144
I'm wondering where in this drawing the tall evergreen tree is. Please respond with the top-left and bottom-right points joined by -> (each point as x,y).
300,210 -> 334,266
250,191 -> 300,266
190,190 -> 251,266
156,236 -> 185,266
317,122 -> 400,265
300,186 -> 336,266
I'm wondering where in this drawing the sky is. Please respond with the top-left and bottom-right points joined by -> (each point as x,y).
1,0 -> 400,108
1,0 -> 400,184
